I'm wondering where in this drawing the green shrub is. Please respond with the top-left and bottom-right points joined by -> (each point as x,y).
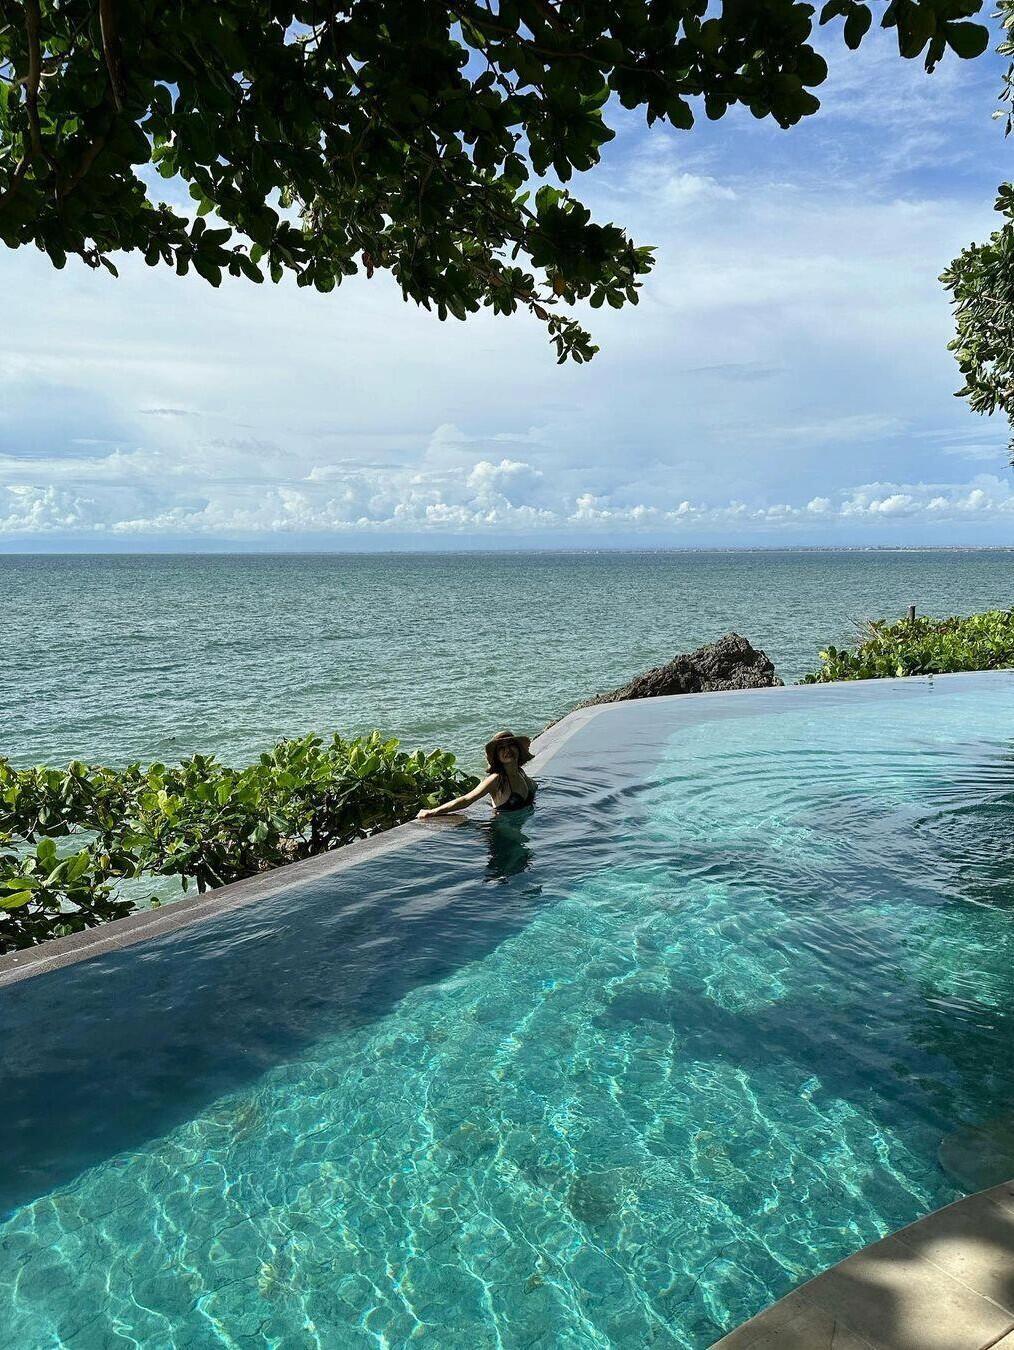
801,609 -> 1014,683
0,733 -> 476,953
0,836 -> 135,950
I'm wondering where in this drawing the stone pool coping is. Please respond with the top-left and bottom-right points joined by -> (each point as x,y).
710,1181 -> 1014,1350
0,666 -> 1005,988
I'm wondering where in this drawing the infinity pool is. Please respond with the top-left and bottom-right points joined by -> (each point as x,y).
2,674 -> 1013,1348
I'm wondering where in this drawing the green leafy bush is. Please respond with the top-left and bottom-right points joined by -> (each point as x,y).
0,733 -> 475,952
801,610 -> 1014,683
0,835 -> 134,950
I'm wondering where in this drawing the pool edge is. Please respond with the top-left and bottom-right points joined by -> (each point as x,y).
709,1180 -> 1014,1349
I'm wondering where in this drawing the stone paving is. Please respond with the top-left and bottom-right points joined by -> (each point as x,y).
712,1181 -> 1014,1350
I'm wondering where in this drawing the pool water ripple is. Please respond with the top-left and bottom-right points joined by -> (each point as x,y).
1,676 -> 1014,1347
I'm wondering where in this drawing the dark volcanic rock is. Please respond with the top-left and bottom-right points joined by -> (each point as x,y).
582,633 -> 782,707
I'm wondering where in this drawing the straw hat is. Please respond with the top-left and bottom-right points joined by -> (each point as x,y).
484,730 -> 533,772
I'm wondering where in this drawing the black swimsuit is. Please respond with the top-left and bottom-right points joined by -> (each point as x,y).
497,776 -> 536,812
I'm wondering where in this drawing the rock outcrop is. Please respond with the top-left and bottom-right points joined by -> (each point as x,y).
581,633 -> 782,707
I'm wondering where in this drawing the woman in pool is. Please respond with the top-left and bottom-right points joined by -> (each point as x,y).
416,731 -> 536,819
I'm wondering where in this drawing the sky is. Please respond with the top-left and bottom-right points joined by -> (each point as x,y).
1,21 -> 1013,551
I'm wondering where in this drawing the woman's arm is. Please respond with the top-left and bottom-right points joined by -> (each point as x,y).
416,773 -> 498,819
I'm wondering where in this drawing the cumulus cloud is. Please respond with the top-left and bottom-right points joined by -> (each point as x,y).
658,171 -> 737,207
0,485 -> 98,533
1,434 -> 1011,542
466,458 -> 548,508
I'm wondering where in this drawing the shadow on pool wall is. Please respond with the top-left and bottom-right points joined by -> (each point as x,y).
0,720 -> 654,1218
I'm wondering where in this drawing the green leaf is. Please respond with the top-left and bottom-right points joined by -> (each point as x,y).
1,876 -> 38,893
896,4 -> 936,59
843,7 -> 872,49
193,257 -> 223,287
945,22 -> 990,60
0,890 -> 33,910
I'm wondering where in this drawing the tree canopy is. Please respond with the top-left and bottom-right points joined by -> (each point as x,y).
941,2 -> 1014,458
943,184 -> 1014,458
0,0 -> 992,360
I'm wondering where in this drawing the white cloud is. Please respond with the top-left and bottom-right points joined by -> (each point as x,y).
1,438 -> 1011,541
760,414 -> 907,447
941,440 -> 1008,463
0,485 -> 100,532
659,171 -> 737,207
466,458 -> 547,508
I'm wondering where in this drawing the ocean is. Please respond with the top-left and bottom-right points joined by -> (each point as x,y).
3,549 -> 1011,772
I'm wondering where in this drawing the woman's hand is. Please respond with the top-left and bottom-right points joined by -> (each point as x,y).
416,807 -> 434,820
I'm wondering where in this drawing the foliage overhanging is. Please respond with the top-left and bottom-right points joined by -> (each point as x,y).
0,0 -> 990,360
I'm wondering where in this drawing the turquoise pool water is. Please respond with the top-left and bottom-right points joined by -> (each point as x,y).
2,674 -> 1013,1348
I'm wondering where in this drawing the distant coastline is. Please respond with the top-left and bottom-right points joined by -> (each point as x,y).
1,543 -> 1013,558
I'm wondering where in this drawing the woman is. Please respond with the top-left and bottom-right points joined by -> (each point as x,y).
416,730 -> 536,819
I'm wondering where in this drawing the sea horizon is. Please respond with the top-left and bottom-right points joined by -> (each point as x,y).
2,542 -> 1013,557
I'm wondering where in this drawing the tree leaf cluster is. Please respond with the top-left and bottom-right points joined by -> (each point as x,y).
941,188 -> 1014,460
800,609 -> 1014,682
0,0 -> 988,359
0,731 -> 476,952
938,1 -> 1014,449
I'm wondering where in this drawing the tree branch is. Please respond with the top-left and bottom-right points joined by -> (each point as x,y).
0,0 -> 46,208
0,155 -> 29,211
527,0 -> 564,33
23,0 -> 44,158
99,0 -> 126,110
60,127 -> 109,197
